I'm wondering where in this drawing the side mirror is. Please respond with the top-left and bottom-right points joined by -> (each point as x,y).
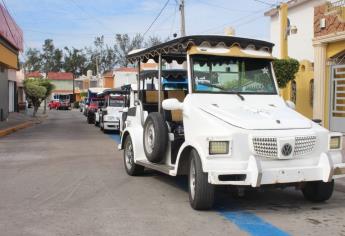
286,100 -> 296,110
123,107 -> 128,113
162,98 -> 183,111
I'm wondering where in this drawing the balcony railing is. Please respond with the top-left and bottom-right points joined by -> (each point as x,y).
326,0 -> 345,21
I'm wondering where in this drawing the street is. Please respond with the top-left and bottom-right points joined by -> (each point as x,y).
1,110 -> 345,236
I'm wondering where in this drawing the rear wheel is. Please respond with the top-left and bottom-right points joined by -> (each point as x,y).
188,150 -> 214,210
302,180 -> 334,202
124,135 -> 144,176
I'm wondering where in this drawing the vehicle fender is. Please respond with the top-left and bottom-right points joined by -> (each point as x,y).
173,140 -> 207,175
119,127 -> 143,163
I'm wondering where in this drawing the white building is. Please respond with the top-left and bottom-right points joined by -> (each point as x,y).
265,0 -> 326,61
113,67 -> 137,88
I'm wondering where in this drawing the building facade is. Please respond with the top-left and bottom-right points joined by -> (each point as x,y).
113,67 -> 137,88
47,72 -> 74,100
313,1 -> 345,132
265,0 -> 345,133
0,3 -> 23,121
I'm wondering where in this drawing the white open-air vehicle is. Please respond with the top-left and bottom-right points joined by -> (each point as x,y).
119,35 -> 345,210
97,88 -> 127,133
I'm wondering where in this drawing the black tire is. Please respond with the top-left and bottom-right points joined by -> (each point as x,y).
87,112 -> 94,124
100,119 -> 104,131
302,180 -> 334,202
124,135 -> 144,176
143,112 -> 168,163
188,149 -> 214,210
94,115 -> 99,126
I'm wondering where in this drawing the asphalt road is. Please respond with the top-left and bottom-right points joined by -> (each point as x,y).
0,109 -> 345,236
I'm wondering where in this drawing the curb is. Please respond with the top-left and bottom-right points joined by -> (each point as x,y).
0,121 -> 34,137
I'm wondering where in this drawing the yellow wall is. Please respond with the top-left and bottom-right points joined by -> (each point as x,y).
0,43 -> 18,69
327,41 -> 345,58
280,60 -> 314,119
294,61 -> 314,119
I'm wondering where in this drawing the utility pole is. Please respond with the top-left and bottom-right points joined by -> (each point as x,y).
179,0 -> 186,37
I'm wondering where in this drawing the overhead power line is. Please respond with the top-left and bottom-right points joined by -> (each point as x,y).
143,0 -> 170,38
253,0 -> 276,7
68,0 -> 113,31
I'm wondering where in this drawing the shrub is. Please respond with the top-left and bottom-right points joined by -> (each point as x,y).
273,58 -> 299,88
24,80 -> 47,117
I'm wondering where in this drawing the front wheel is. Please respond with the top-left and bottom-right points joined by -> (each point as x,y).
188,150 -> 214,210
123,136 -> 144,176
302,180 -> 334,202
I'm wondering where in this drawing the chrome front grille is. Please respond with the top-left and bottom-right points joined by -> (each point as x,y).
252,137 -> 278,158
294,136 -> 316,156
252,136 -> 316,158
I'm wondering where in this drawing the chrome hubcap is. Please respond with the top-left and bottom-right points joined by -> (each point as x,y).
189,160 -> 196,200
125,140 -> 134,170
145,122 -> 155,153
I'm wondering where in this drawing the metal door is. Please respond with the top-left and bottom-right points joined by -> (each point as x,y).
330,65 -> 345,132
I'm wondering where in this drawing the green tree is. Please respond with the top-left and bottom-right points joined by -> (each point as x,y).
273,58 -> 300,88
63,47 -> 89,77
114,34 -> 144,67
23,79 -> 47,117
93,36 -> 117,73
24,48 -> 41,72
41,39 -> 62,73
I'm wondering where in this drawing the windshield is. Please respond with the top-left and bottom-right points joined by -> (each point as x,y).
91,99 -> 104,106
191,55 -> 277,94
109,99 -> 124,107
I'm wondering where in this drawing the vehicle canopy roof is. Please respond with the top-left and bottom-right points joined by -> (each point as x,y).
127,35 -> 274,64
139,69 -> 186,80
97,88 -> 128,97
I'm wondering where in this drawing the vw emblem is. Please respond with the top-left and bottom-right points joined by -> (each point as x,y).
281,143 -> 292,156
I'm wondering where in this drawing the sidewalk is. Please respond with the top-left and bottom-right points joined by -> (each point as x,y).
0,108 -> 46,137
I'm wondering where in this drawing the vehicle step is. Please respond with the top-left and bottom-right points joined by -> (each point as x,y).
136,160 -> 174,175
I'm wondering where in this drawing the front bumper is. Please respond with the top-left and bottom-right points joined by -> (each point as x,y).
208,153 -> 345,187
104,121 -> 120,130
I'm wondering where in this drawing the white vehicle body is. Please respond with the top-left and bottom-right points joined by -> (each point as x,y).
119,35 -> 345,209
99,93 -> 125,132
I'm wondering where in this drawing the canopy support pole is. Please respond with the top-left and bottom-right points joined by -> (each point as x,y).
158,53 -> 162,113
137,60 -> 141,101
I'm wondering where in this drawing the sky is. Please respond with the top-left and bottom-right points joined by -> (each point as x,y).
3,0 -> 279,52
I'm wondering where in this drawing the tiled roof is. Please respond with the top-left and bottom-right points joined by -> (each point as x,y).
48,72 -> 74,80
25,71 -> 42,78
114,67 -> 137,72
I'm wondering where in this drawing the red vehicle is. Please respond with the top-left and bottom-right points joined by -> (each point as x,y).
87,98 -> 104,124
49,95 -> 71,110
48,99 -> 60,110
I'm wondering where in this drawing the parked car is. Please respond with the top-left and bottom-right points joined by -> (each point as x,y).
98,88 -> 128,133
48,99 -> 60,110
86,98 -> 104,124
119,35 -> 345,210
57,99 -> 71,110
84,87 -> 108,117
